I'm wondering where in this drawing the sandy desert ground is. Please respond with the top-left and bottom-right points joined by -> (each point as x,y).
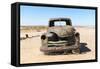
20,27 -> 95,64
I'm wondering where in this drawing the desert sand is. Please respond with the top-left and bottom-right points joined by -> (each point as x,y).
20,27 -> 95,64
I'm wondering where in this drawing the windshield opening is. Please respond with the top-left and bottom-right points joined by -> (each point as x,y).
54,21 -> 66,26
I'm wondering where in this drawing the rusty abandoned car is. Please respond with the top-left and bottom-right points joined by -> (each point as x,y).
40,18 -> 80,55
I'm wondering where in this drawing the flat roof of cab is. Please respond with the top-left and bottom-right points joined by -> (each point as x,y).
49,18 -> 71,21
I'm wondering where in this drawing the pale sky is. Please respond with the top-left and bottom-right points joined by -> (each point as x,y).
20,5 -> 95,26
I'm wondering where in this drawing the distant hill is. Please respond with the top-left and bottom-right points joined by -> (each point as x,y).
20,25 -> 95,30
74,25 -> 95,29
20,26 -> 48,30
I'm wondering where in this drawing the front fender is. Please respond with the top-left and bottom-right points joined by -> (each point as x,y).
41,33 -> 48,47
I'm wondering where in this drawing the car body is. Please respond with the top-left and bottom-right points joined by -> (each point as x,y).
40,18 -> 80,55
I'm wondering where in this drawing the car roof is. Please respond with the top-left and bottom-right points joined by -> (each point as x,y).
49,18 -> 71,21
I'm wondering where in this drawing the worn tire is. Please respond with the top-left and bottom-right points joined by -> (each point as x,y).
72,48 -> 80,54
44,52 -> 49,55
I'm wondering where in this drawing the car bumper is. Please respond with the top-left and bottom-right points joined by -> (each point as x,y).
40,45 -> 79,52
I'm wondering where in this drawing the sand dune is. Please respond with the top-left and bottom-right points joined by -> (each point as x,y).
20,27 -> 95,64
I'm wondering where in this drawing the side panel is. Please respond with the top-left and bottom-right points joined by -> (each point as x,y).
11,3 -> 19,66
